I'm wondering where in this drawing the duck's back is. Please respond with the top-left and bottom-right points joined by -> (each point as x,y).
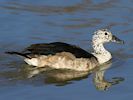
23,42 -> 96,59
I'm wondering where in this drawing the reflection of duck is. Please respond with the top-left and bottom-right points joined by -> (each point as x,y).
25,60 -> 124,90
0,58 -> 124,90
93,61 -> 124,91
6,29 -> 124,71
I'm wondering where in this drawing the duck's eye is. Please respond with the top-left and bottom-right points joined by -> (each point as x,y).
105,32 -> 108,35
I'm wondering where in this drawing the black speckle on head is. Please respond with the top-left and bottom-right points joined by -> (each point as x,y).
102,29 -> 108,31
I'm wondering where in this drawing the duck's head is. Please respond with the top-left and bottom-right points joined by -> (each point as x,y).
92,29 -> 124,44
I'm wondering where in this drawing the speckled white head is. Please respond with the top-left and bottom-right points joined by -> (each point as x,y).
92,29 -> 124,44
92,29 -> 124,64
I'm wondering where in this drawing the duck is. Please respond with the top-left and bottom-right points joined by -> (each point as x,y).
6,29 -> 124,71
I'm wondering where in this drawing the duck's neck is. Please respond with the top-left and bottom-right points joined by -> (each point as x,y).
92,42 -> 107,54
92,42 -> 112,64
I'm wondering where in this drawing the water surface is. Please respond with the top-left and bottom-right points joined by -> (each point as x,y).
0,0 -> 133,100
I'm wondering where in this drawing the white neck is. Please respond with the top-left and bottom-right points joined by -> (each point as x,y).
92,42 -> 112,64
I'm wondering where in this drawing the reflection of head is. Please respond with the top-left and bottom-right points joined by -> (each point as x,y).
93,61 -> 124,91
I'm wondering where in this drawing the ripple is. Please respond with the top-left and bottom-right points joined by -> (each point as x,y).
0,0 -> 118,15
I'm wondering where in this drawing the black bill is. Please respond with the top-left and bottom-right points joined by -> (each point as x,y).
111,35 -> 124,44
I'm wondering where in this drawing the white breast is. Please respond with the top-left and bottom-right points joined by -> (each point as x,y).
92,52 -> 112,64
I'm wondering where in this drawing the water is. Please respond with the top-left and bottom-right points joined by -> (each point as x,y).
0,0 -> 133,99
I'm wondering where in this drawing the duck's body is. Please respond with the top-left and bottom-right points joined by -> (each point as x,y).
8,42 -> 99,71
6,29 -> 124,71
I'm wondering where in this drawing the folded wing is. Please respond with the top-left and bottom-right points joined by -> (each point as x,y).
22,42 -> 96,59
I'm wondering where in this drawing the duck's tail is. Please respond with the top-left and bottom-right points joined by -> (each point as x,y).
5,51 -> 31,59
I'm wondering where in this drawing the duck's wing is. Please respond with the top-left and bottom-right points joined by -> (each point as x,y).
22,42 -> 96,58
